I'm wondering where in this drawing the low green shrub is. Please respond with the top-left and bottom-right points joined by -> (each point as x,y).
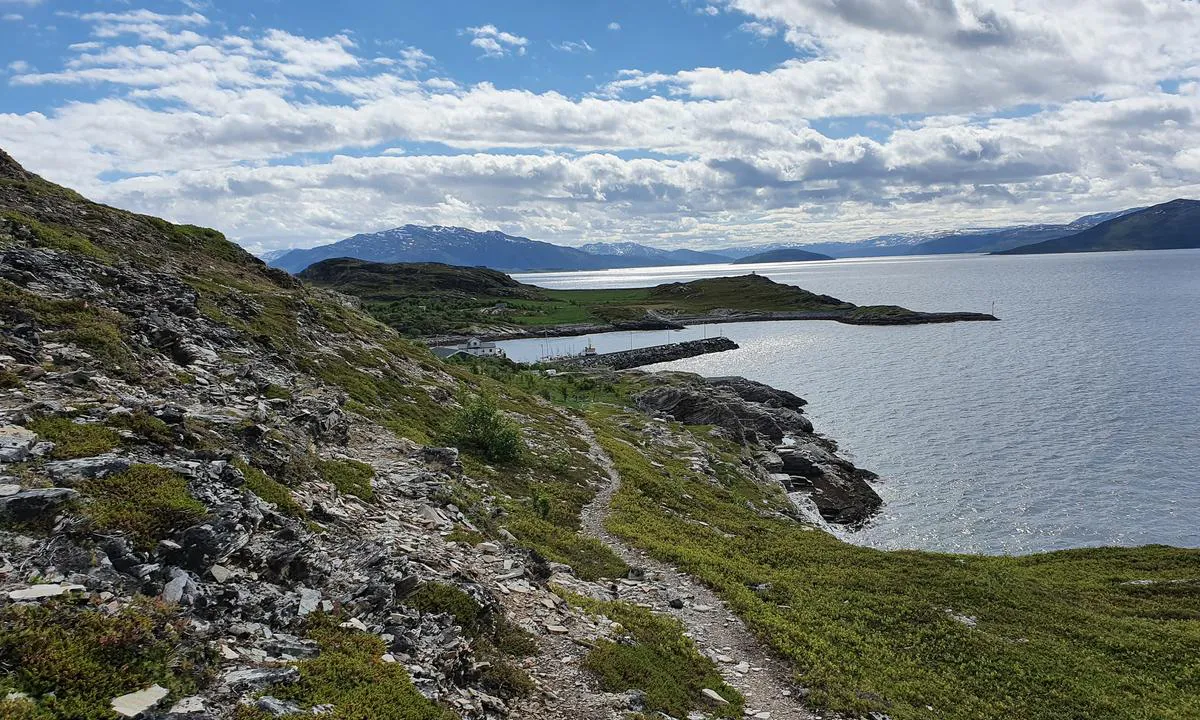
505,512 -> 628,581
0,600 -> 212,719
27,417 -> 120,459
108,411 -> 176,446
571,595 -> 743,718
79,464 -> 206,549
273,615 -> 457,720
234,460 -> 305,517
315,458 -> 375,501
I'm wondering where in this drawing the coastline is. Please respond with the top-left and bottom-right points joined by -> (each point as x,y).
427,307 -> 999,345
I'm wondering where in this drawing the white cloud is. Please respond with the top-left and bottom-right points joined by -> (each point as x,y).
552,40 -> 594,54
463,24 -> 528,58
0,0 -> 41,5
607,22 -> 621,31
5,60 -> 31,73
0,1 -> 1197,253
2,12 -> 21,21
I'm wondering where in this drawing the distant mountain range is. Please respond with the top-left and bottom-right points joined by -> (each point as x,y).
265,201 -> 1195,274
577,241 -> 729,266
268,225 -> 660,274
732,248 -> 833,264
995,199 -> 1199,255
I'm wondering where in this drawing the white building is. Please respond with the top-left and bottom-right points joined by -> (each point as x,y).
432,337 -> 506,360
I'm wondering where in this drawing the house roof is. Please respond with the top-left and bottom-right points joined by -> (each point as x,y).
431,347 -> 469,359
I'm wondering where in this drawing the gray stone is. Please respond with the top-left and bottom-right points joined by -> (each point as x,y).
256,696 -> 303,717
0,483 -> 21,496
161,571 -> 197,605
222,667 -> 300,691
44,454 -> 131,485
702,688 -> 730,705
297,588 -> 321,616
0,488 -> 78,522
168,696 -> 207,714
110,684 -> 169,717
0,425 -> 37,463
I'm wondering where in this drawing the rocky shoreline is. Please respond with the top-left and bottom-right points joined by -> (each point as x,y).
428,307 -> 998,345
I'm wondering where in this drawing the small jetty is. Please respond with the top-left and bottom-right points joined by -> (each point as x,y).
549,337 -> 738,371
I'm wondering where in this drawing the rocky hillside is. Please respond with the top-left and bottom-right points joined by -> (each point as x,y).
0,148 -> 877,719
3,148 -> 1199,720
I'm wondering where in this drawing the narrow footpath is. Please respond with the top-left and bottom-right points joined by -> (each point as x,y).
569,415 -> 820,720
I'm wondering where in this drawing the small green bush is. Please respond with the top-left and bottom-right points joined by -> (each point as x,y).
108,411 -> 175,446
27,417 -> 120,459
575,597 -> 743,718
449,395 -> 525,464
264,383 -> 293,400
0,371 -> 21,389
275,615 -> 457,720
315,458 -> 375,501
79,464 -> 206,549
234,460 -> 305,517
0,600 -> 212,719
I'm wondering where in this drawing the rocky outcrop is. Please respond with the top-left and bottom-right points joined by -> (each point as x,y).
633,372 -> 881,526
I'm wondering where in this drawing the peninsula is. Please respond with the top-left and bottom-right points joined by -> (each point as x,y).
298,258 -> 997,341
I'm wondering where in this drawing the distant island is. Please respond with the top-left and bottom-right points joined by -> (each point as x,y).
298,258 -> 997,341
732,248 -> 833,264
996,198 -> 1200,255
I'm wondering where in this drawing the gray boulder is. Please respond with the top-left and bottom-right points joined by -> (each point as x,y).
0,488 -> 78,523
0,425 -> 37,463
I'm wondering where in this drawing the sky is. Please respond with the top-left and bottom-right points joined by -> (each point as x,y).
1,1 -> 1198,254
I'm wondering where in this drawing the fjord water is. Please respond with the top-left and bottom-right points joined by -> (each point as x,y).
506,251 -> 1200,555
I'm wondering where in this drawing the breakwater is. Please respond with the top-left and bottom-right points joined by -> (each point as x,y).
551,337 -> 738,370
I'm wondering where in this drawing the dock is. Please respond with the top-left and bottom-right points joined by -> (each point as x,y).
548,337 -> 739,371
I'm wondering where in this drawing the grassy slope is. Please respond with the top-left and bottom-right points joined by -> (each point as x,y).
587,402 -> 1200,720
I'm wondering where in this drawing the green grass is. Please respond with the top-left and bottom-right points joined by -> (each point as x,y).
2,211 -> 116,263
315,458 -> 376,501
235,459 -> 306,517
79,464 -> 207,550
269,615 -> 457,720
107,411 -> 176,446
566,593 -> 743,718
590,410 -> 1200,720
0,371 -> 20,388
27,417 -> 121,459
0,600 -> 212,720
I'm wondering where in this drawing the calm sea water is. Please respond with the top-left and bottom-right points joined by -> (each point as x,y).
504,251 -> 1200,555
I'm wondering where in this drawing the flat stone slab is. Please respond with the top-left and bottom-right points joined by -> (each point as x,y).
8,583 -> 86,600
111,684 -> 169,718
